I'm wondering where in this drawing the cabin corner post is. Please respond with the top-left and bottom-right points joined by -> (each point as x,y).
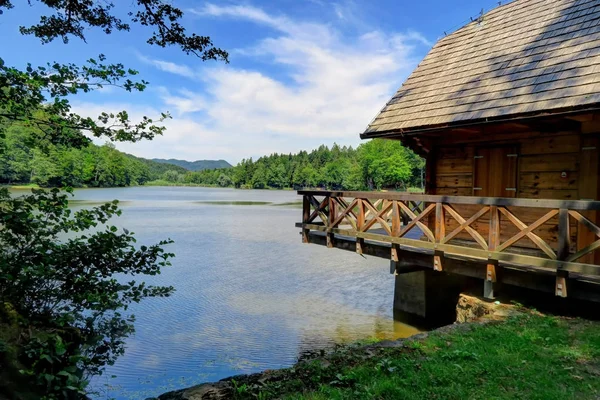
556,208 -> 570,298
425,148 -> 437,195
485,205 -> 500,299
302,195 -> 310,244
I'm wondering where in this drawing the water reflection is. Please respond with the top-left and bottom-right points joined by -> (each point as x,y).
194,201 -> 273,206
60,187 -> 422,400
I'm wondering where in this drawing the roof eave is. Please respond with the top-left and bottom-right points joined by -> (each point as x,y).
360,103 -> 600,140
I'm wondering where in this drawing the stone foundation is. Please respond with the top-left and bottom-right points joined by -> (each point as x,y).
393,267 -> 472,324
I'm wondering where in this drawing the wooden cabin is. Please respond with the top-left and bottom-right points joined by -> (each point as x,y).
361,0 -> 600,262
298,0 -> 600,305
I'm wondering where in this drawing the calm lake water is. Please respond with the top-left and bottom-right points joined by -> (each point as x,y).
62,187 -> 420,399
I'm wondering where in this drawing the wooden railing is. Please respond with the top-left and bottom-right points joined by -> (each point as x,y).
298,190 -> 600,298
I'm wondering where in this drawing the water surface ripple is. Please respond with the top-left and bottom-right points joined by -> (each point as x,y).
69,187 -> 421,399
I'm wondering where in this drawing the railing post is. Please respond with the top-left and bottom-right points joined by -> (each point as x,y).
391,200 -> 401,264
356,198 -> 365,254
302,195 -> 310,244
556,208 -> 570,298
392,200 -> 401,237
434,202 -> 445,271
327,196 -> 336,248
485,205 -> 500,299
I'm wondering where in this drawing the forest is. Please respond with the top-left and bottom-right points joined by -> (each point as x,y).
0,119 -> 187,187
1,116 -> 424,190
158,139 -> 425,191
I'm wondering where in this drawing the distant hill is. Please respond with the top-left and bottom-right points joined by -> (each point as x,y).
151,158 -> 233,171
125,154 -> 188,177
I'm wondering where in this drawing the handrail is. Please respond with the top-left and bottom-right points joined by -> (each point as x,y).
298,191 -> 600,299
297,190 -> 600,211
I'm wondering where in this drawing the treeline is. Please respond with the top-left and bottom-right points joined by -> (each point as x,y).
159,140 -> 425,191
2,118 -> 424,190
0,122 -> 186,187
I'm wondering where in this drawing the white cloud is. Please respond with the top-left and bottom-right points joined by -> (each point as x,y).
86,3 -> 431,163
137,53 -> 196,78
191,4 -> 287,30
71,101 -> 225,160
189,4 -> 333,42
333,3 -> 346,20
159,88 -> 207,116
401,30 -> 433,48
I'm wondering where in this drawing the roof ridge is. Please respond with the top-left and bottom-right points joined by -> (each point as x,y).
434,0 -> 552,46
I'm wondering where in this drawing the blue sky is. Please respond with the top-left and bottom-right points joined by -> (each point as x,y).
1,0 -> 503,163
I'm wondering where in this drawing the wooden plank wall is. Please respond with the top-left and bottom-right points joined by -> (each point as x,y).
428,129 -> 599,253
433,146 -> 473,196
518,134 -> 580,200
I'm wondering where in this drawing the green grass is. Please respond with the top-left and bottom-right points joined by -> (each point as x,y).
406,186 -> 424,193
3,183 -> 41,190
143,180 -> 219,187
229,314 -> 600,400
272,201 -> 304,208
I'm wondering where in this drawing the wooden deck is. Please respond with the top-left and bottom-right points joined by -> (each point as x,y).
296,190 -> 600,303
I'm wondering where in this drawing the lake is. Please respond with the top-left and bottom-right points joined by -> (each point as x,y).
65,187 -> 421,399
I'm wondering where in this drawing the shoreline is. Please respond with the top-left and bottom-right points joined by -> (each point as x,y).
148,296 -> 600,400
4,183 -> 424,193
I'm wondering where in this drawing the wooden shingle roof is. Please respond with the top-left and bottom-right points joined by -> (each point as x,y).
363,0 -> 600,136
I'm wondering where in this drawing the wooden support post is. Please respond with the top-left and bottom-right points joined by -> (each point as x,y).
391,200 -> 402,264
433,252 -> 443,271
392,200 -> 401,237
390,260 -> 397,275
434,202 -> 445,271
391,243 -> 400,262
556,208 -> 570,298
302,195 -> 310,243
485,205 -> 500,299
556,271 -> 568,298
356,238 -> 364,255
391,200 -> 401,264
327,196 -> 336,248
356,199 -> 365,254
486,263 -> 497,282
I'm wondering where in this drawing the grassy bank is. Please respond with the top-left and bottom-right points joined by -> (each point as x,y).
2,183 -> 41,190
143,180 -> 296,190
144,180 -> 220,187
4,181 -> 425,193
164,313 -> 599,400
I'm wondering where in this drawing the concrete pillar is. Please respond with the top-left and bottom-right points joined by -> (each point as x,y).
393,268 -> 467,324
